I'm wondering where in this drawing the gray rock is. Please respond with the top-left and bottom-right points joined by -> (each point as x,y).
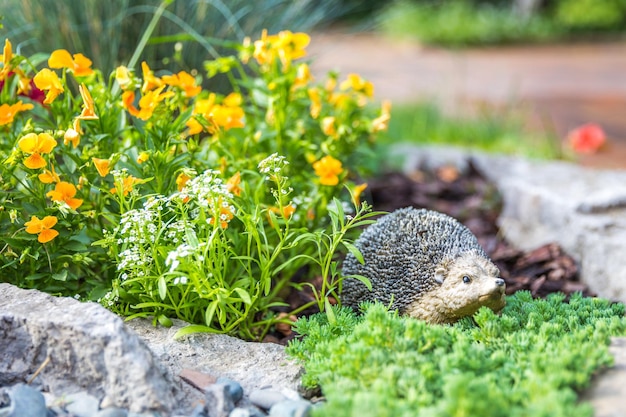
64,391 -> 100,417
580,337 -> 626,417
94,408 -> 129,417
125,318 -> 304,404
204,383 -> 236,417
0,384 -> 47,417
470,153 -> 626,303
0,284 -> 181,414
248,389 -> 288,411
268,400 -> 312,417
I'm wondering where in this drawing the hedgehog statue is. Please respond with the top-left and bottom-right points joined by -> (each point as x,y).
341,207 -> 506,324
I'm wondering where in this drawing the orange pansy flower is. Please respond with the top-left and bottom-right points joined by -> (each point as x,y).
92,157 -> 112,177
0,101 -> 34,126
46,181 -> 83,210
33,69 -> 64,104
0,39 -> 13,80
18,132 -> 57,169
162,71 -> 201,97
176,172 -> 191,192
38,164 -> 60,184
77,83 -> 98,120
141,61 -> 162,93
110,175 -> 140,196
123,86 -> 174,120
313,155 -> 343,186
24,215 -> 59,243
48,49 -> 94,77
226,172 -> 242,196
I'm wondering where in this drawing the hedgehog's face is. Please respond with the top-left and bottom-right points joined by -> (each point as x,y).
405,252 -> 506,324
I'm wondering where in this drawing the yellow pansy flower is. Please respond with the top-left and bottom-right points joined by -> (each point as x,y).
33,69 -> 64,104
141,61 -> 162,93
24,215 -> 59,243
77,84 -> 98,120
18,132 -> 57,169
114,66 -> 133,90
352,183 -> 368,206
92,157 -> 112,177
48,49 -> 94,77
0,39 -> 13,80
313,155 -> 343,186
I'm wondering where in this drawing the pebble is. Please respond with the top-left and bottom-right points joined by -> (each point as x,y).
228,407 -> 265,417
248,389 -> 288,410
64,392 -> 100,417
94,408 -> 129,417
268,400 -> 312,417
0,383 -> 47,417
215,377 -> 244,403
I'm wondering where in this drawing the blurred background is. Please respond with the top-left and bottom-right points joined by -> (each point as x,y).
2,0 -> 626,168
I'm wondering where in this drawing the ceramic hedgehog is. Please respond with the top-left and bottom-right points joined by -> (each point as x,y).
341,207 -> 506,324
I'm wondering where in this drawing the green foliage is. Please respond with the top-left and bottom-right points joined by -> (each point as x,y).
0,0 -> 362,77
553,0 -> 626,31
378,0 -> 626,47
379,101 -> 562,164
287,292 -> 626,417
378,0 -> 558,47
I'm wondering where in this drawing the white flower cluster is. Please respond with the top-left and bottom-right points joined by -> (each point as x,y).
98,291 -> 119,307
178,169 -> 236,226
258,153 -> 289,181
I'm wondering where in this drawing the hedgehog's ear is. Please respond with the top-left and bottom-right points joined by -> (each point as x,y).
434,267 -> 445,285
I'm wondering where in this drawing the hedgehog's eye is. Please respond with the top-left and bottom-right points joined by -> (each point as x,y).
462,275 -> 471,284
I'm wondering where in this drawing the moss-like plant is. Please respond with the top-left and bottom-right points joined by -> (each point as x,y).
287,291 -> 626,417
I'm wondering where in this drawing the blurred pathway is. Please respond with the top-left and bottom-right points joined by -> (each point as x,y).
308,31 -> 626,169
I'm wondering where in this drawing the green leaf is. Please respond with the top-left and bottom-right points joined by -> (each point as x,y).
345,274 -> 373,291
324,299 -> 337,325
205,301 -> 218,326
173,324 -> 219,340
342,241 -> 364,264
233,288 -> 252,305
158,275 -> 167,300
52,270 -> 69,282
157,314 -> 173,327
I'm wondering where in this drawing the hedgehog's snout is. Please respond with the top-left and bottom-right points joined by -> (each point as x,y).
495,278 -> 505,287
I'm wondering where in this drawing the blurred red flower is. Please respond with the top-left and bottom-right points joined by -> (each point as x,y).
568,123 -> 606,154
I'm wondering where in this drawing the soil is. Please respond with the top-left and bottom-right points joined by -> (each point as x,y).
267,164 -> 593,344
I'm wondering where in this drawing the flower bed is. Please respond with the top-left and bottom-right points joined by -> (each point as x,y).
0,29 -> 388,340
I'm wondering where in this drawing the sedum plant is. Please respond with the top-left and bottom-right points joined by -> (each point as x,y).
0,20 -> 390,339
287,291 -> 626,417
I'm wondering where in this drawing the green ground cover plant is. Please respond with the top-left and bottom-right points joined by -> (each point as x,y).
380,101 -> 562,162
287,291 -> 626,417
0,1 -> 389,339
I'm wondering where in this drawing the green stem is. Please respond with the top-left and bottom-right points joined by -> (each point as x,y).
112,0 -> 172,96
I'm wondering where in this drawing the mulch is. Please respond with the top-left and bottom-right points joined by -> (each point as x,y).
266,164 -> 593,343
